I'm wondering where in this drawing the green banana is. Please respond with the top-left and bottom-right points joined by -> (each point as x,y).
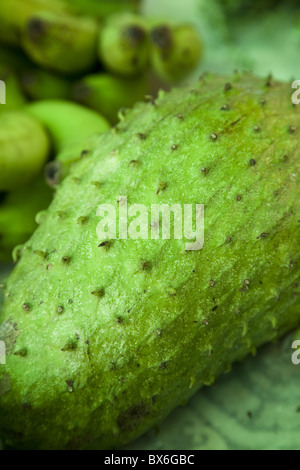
21,68 -> 73,101
73,73 -> 148,124
98,12 -> 149,77
0,175 -> 53,262
0,0 -> 69,47
24,100 -> 110,185
0,110 -> 50,191
150,22 -> 203,84
22,10 -> 99,76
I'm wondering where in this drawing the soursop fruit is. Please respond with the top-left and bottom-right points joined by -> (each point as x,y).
0,72 -> 299,450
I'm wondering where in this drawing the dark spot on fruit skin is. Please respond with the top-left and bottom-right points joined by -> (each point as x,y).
221,104 -> 229,110
247,411 -> 253,419
71,177 -> 81,184
253,126 -> 260,132
289,125 -> 296,133
157,182 -> 168,195
171,144 -> 178,150
140,260 -> 152,272
91,288 -> 105,298
236,195 -> 242,201
61,340 -> 77,352
22,303 -> 30,312
224,82 -> 232,91
117,402 -> 150,432
124,25 -> 146,45
117,317 -> 123,324
209,280 -> 215,287
160,362 -> 167,370
33,250 -> 47,259
212,305 -> 218,312
203,319 -> 209,326
14,348 -> 27,357
137,133 -> 147,140
80,150 -> 90,158
201,167 -> 210,176
151,26 -> 172,49
128,160 -> 141,167
176,114 -> 184,119
66,380 -> 74,393
98,241 -> 111,250
27,18 -> 48,41
57,306 -> 64,314
257,232 -> 269,239
45,161 -> 62,187
260,98 -> 267,105
62,256 -> 71,264
77,216 -> 88,225
249,159 -> 256,166
91,181 -> 102,188
210,133 -> 218,141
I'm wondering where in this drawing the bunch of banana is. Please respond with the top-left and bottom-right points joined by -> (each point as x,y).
0,0 -> 203,85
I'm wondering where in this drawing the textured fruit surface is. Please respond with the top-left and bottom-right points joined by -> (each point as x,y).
0,111 -> 50,191
0,73 -> 299,450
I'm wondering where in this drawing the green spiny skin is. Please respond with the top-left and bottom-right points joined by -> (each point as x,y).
0,0 -> 70,47
98,13 -> 150,78
0,73 -> 299,450
20,68 -> 73,101
24,100 -> 110,185
150,23 -> 203,84
0,110 -> 50,191
0,65 -> 27,111
0,175 -> 53,262
22,10 -> 99,76
73,73 -> 148,124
